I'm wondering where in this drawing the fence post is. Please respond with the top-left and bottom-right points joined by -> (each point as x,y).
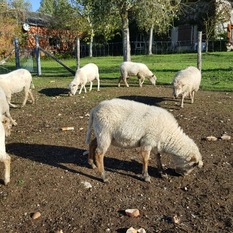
35,35 -> 41,76
14,37 -> 20,69
76,37 -> 80,70
197,31 -> 202,71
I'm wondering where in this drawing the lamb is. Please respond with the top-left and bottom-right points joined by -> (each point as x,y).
172,66 -> 201,108
0,114 -> 12,185
0,68 -> 35,108
118,61 -> 157,87
68,63 -> 100,95
86,98 -> 203,182
0,86 -> 17,126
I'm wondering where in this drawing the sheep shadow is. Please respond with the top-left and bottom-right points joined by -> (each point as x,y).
6,143 -> 178,182
117,95 -> 177,108
39,88 -> 69,97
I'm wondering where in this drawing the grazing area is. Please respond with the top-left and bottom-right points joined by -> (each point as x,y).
0,81 -> 232,233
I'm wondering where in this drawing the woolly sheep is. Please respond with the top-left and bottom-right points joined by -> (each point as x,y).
68,63 -> 100,95
118,61 -> 157,87
86,98 -> 203,182
0,69 -> 35,108
172,66 -> 201,108
0,114 -> 12,185
0,86 -> 17,126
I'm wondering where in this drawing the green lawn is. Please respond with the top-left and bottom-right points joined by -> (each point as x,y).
1,52 -> 233,91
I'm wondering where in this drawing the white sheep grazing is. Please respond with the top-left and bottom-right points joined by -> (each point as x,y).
0,86 -> 17,126
86,98 -> 203,182
0,69 -> 35,108
0,114 -> 11,185
68,63 -> 100,95
118,61 -> 157,87
172,66 -> 201,108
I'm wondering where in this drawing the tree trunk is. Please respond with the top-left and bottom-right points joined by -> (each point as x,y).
76,37 -> 80,70
148,25 -> 154,55
89,28 -> 93,58
197,31 -> 202,71
121,11 -> 131,61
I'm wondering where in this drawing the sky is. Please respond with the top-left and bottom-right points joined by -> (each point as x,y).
29,0 -> 40,12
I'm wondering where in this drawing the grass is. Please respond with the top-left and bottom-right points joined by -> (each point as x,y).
1,52 -> 233,91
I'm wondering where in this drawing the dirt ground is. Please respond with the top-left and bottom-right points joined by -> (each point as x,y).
0,81 -> 232,233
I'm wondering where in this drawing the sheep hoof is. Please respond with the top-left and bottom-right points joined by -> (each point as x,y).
103,177 -> 109,183
160,172 -> 168,179
4,178 -> 10,185
144,176 -> 151,183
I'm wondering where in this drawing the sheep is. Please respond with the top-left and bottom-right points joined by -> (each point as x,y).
0,68 -> 35,108
68,63 -> 100,95
0,114 -> 12,185
118,61 -> 157,87
172,66 -> 201,108
0,86 -> 17,126
86,98 -> 203,182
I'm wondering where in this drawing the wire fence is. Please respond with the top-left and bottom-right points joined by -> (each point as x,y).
0,39 -> 229,75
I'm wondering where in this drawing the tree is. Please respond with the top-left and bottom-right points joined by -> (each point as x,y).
90,0 -> 140,61
8,0 -> 31,11
39,0 -> 55,14
73,0 -> 121,57
136,0 -> 181,55
202,0 -> 231,53
179,0 -> 232,53
0,0 -> 31,57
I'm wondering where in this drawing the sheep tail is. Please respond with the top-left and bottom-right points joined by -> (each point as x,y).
85,110 -> 94,144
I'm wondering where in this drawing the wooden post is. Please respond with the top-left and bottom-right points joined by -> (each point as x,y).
197,31 -> 202,71
14,38 -> 20,69
76,37 -> 80,70
35,35 -> 41,76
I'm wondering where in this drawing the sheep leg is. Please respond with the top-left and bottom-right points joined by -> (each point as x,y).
123,76 -> 129,87
155,153 -> 168,178
21,91 -> 29,107
180,95 -> 185,108
137,74 -> 144,87
88,138 -> 97,169
79,85 -> 86,94
118,76 -> 122,87
89,81 -> 93,92
1,154 -> 11,185
190,91 -> 195,104
141,149 -> 151,182
96,77 -> 100,91
5,111 -> 17,126
95,149 -> 108,182
7,96 -> 17,108
28,90 -> 35,104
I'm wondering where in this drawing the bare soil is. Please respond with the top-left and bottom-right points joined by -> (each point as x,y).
0,82 -> 232,233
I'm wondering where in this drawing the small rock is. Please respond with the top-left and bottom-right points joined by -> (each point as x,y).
126,227 -> 146,233
125,209 -> 140,217
206,135 -> 218,141
137,228 -> 146,233
126,227 -> 137,233
83,151 -> 89,156
81,181 -> 92,189
221,134 -> 231,141
172,214 -> 181,224
32,211 -> 41,220
55,230 -> 63,233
